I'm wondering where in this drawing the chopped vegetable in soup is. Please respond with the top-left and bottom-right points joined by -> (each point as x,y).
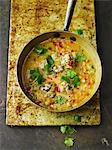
22,37 -> 96,111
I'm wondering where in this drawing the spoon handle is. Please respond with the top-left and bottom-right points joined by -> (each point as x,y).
64,0 -> 77,31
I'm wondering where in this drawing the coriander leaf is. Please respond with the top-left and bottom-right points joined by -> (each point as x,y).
61,76 -> 70,84
74,115 -> 82,122
37,75 -> 45,84
75,29 -> 83,35
30,69 -> 40,80
44,64 -> 50,75
47,55 -> 54,66
30,68 -> 45,84
55,96 -> 66,105
60,125 -> 77,134
60,126 -> 68,134
66,126 -> 77,134
64,137 -> 74,147
34,45 -> 48,55
75,53 -> 86,62
44,55 -> 54,75
66,70 -> 77,79
73,75 -> 80,87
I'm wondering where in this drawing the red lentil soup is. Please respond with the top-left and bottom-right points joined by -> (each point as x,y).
22,38 -> 96,112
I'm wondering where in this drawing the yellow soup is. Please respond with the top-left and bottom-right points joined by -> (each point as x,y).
23,38 -> 96,112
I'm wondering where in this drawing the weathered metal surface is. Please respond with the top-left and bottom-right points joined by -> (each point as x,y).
0,0 -> 112,150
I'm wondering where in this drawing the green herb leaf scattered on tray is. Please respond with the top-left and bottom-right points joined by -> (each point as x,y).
75,29 -> 83,35
60,125 -> 77,134
34,45 -> 48,55
74,115 -> 82,122
30,68 -> 45,84
60,126 -> 68,134
55,96 -> 66,105
64,137 -> 74,147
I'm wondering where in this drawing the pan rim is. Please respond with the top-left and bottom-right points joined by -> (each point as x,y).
17,31 -> 102,112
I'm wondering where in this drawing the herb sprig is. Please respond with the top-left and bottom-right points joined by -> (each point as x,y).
61,69 -> 80,88
55,96 -> 66,105
60,125 -> 77,134
44,55 -> 54,75
60,125 -> 77,148
30,68 -> 45,84
75,53 -> 86,62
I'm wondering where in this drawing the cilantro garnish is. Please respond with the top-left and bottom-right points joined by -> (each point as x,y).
34,45 -> 48,55
30,68 -> 45,84
72,75 -> 80,87
75,53 -> 86,62
67,70 -> 77,79
44,55 -> 54,75
47,55 -> 54,66
44,64 -> 50,75
61,70 -> 80,88
55,96 -> 66,105
61,76 -> 70,84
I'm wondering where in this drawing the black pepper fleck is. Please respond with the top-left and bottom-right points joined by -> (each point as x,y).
70,36 -> 76,41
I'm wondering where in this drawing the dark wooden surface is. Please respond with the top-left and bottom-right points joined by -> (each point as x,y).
0,0 -> 112,150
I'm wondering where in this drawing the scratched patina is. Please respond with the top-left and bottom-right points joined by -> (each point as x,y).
6,0 -> 100,126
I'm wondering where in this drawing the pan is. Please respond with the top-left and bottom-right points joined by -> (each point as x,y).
17,0 -> 102,112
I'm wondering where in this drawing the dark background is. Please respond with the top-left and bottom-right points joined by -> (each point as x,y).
0,0 -> 112,150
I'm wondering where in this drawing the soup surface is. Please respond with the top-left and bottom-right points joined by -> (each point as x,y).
23,37 -> 96,112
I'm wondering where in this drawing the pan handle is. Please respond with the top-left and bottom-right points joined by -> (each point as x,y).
64,0 -> 77,31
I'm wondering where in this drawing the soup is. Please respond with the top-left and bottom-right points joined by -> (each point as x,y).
22,37 -> 96,112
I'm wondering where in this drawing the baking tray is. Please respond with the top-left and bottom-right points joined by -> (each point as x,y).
6,0 -> 101,126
